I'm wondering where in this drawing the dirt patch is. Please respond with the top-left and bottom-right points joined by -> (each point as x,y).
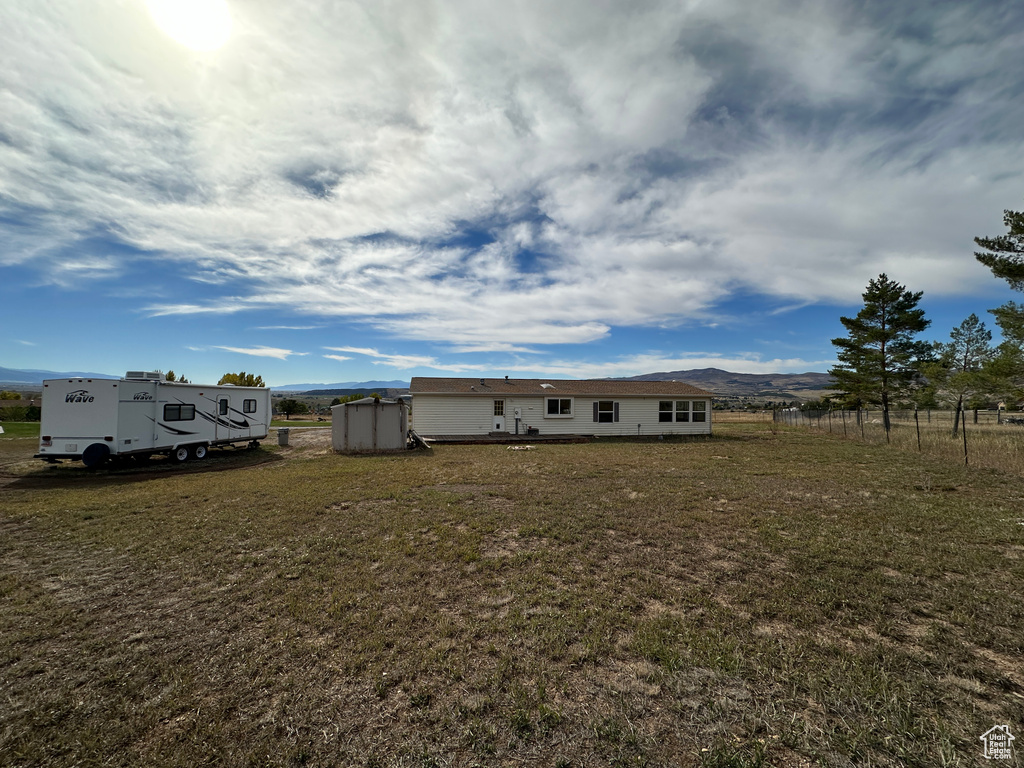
479,528 -> 546,559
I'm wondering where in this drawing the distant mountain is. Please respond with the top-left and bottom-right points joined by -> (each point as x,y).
0,366 -> 115,387
272,379 -> 409,392
620,368 -> 834,400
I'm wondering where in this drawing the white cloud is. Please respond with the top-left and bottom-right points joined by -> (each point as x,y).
321,348 -> 485,374
213,345 -> 307,360
325,345 -> 489,372
255,325 -> 321,330
2,0 -> 1023,350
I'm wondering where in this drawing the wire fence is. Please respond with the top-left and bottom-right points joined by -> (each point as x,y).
773,408 -> 1024,474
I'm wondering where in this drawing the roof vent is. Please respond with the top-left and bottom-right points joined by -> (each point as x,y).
125,371 -> 165,381
505,375 -> 509,381
480,378 -> 485,386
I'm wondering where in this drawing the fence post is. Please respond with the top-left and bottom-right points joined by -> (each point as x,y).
962,411 -> 969,466
914,407 -> 921,451
842,409 -> 847,437
974,408 -> 978,424
860,408 -> 865,440
927,409 -> 931,423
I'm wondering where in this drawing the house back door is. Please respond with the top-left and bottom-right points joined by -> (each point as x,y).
493,399 -> 506,432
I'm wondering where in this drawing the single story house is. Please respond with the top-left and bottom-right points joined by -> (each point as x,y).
409,377 -> 714,437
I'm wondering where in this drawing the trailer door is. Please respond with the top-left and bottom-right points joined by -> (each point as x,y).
216,395 -> 231,441
118,381 -> 158,453
216,394 -> 253,442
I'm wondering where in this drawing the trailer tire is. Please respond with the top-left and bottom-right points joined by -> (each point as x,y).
82,443 -> 110,468
172,446 -> 190,463
192,444 -> 208,460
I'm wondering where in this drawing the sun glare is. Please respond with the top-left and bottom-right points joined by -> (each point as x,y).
146,0 -> 232,52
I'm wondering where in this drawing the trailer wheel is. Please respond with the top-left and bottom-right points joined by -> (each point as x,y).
172,446 -> 190,463
82,443 -> 110,468
192,444 -> 208,460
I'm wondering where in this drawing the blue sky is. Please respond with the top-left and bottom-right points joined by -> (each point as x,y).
2,0 -> 1023,386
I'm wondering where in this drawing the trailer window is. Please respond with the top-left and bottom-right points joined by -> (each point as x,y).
164,404 -> 195,421
219,399 -> 229,416
243,399 -> 257,413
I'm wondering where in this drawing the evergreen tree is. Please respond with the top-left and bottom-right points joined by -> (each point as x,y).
975,208 -> 1024,290
928,314 -> 996,436
830,274 -> 931,440
975,209 -> 1024,399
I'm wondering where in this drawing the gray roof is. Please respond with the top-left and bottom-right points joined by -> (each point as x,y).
409,377 -> 714,397
333,397 -> 403,407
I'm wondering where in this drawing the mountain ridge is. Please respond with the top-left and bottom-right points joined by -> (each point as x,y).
616,367 -> 834,399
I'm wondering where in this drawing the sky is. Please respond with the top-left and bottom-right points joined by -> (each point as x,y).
2,0 -> 1023,387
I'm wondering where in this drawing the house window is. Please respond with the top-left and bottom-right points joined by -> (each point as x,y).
545,398 -> 573,417
658,401 -> 673,423
595,400 -> 618,423
219,399 -> 229,416
658,400 -> 709,423
164,404 -> 195,421
243,399 -> 257,413
692,401 -> 707,422
493,400 -> 504,416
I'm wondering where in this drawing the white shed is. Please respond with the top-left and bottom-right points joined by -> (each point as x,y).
331,397 -> 408,452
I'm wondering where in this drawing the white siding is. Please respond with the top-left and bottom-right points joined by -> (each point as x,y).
412,394 -> 712,436
412,395 -> 496,435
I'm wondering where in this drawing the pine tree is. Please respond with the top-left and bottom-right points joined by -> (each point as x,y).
830,274 -> 931,440
976,208 -> 1024,400
928,314 -> 996,436
975,208 -> 1024,290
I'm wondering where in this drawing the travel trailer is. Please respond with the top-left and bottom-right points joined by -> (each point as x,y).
36,371 -> 271,467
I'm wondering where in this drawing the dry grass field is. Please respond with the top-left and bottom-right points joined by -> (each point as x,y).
778,409 -> 1024,476
1,423 -> 1022,767
709,412 -> 774,423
